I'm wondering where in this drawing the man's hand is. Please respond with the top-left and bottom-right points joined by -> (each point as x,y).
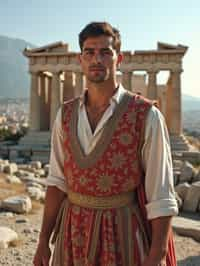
33,186 -> 66,266
142,254 -> 166,266
33,238 -> 51,266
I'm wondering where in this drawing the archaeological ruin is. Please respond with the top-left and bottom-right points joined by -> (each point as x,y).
19,41 -> 190,162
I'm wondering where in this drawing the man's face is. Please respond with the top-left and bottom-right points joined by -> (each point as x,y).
79,35 -> 122,83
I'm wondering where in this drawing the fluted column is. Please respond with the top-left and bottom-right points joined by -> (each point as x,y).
29,72 -> 40,131
50,71 -> 61,129
167,69 -> 182,135
147,70 -> 157,99
63,71 -> 75,101
39,74 -> 47,131
46,76 -> 52,131
121,72 -> 132,91
75,72 -> 84,97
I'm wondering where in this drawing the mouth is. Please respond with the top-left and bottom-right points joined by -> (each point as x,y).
89,65 -> 105,71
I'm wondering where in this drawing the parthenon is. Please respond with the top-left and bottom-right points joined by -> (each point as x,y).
22,41 -> 188,160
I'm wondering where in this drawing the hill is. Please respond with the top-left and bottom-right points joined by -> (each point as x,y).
182,94 -> 200,111
0,35 -> 35,98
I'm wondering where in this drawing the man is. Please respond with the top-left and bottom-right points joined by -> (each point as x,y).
33,22 -> 178,266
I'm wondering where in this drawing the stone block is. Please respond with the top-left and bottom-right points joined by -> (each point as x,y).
1,195 -> 32,214
175,192 -> 183,210
5,175 -> 22,184
3,163 -> 18,175
30,161 -> 42,169
183,182 -> 200,212
179,161 -> 194,183
0,227 -> 18,249
193,169 -> 200,183
44,164 -> 50,175
27,187 -> 43,201
175,182 -> 191,201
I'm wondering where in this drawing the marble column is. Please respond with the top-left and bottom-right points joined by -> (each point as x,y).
75,72 -> 84,97
121,72 -> 132,91
50,71 -> 61,129
46,76 -> 52,131
29,72 -> 40,131
63,71 -> 75,101
39,74 -> 47,131
167,69 -> 182,135
147,70 -> 157,99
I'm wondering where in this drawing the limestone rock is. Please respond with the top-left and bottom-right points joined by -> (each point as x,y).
0,227 -> 18,249
3,163 -> 18,175
34,169 -> 46,177
173,170 -> 180,186
6,175 -> 22,184
26,181 -> 43,190
172,215 -> 200,242
193,169 -> 200,183
27,187 -> 44,201
0,212 -> 14,218
44,164 -> 50,175
30,161 -> 42,170
1,195 -> 32,214
175,182 -> 191,200
179,161 -> 194,183
0,164 -> 6,173
183,181 -> 200,212
173,160 -> 183,170
0,160 -> 9,173
175,192 -> 183,210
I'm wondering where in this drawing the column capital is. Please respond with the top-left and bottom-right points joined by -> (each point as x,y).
170,68 -> 183,74
147,69 -> 158,75
29,70 -> 39,76
51,70 -> 61,76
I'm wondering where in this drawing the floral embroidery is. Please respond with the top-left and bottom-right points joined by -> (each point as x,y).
126,110 -> 136,124
119,132 -> 133,146
97,174 -> 113,192
111,152 -> 126,169
59,95 -> 152,265
79,175 -> 88,186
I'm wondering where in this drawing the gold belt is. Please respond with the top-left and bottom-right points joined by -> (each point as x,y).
67,189 -> 135,209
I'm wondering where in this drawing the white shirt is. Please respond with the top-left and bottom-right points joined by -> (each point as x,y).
47,85 -> 178,220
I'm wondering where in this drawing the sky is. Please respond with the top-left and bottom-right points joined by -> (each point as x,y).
0,0 -> 200,98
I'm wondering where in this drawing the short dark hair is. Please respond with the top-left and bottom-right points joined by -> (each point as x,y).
79,22 -> 121,53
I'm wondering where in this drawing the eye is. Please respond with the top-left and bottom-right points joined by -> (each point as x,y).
101,49 -> 113,56
83,49 -> 94,56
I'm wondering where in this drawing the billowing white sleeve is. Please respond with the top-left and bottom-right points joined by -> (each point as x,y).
46,108 -> 67,193
141,106 -> 178,220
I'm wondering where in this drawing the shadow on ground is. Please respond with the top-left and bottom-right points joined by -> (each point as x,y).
178,255 -> 200,266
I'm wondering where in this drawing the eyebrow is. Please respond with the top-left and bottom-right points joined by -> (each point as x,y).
83,47 -> 112,52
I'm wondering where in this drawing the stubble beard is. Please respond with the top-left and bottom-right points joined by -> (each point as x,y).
87,69 -> 110,83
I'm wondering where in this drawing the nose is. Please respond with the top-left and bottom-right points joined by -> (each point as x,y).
92,52 -> 103,63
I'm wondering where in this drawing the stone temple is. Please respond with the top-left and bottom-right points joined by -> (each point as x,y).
19,41 -> 189,163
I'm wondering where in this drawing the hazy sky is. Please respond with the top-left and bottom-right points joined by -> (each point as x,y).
0,0 -> 199,97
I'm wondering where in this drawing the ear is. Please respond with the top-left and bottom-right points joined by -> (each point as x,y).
77,53 -> 82,64
117,53 -> 123,67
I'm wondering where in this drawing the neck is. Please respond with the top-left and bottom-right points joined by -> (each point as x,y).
86,79 -> 118,108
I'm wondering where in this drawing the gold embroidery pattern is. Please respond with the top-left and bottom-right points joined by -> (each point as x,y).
97,174 -> 113,193
126,110 -> 137,124
79,175 -> 88,186
119,132 -> 133,146
111,153 -> 126,169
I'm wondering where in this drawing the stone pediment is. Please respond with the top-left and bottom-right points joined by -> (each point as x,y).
24,41 -> 69,54
135,42 -> 188,55
157,42 -> 188,52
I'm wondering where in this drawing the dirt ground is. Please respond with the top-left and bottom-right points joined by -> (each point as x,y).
0,174 -> 200,266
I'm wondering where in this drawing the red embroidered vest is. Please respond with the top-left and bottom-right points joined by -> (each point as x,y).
62,92 -> 152,196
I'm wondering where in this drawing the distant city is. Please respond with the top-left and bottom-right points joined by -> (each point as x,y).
0,98 -> 29,139
0,97 -> 200,142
